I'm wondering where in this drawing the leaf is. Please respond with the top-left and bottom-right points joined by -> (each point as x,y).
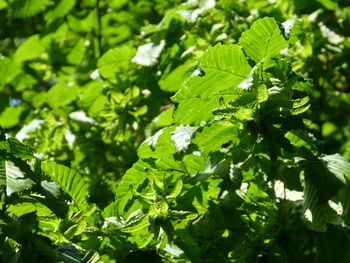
13,35 -> 45,62
159,63 -> 195,92
213,106 -> 256,121
144,129 -> 164,149
167,210 -> 197,220
97,46 -> 135,81
291,96 -> 310,115
45,83 -> 79,109
257,85 -> 268,103
302,179 -> 327,232
131,40 -> 166,66
191,157 -> 229,180
83,252 -> 104,263
56,245 -> 82,263
174,97 -> 225,125
200,43 -> 252,78
45,0 -> 76,21
177,0 -> 215,23
41,162 -> 90,210
67,38 -> 86,65
239,17 -> 288,63
63,221 -> 86,240
296,149 -> 348,202
167,179 -> 183,200
115,160 -> 148,217
321,154 -> 350,184
41,181 -> 61,199
0,156 -> 36,196
0,138 -> 34,159
10,0 -> 49,18
171,125 -> 198,152
121,214 -> 149,233
341,186 -> 350,225
0,105 -> 26,129
172,44 -> 250,125
192,121 -> 239,154
0,57 -> 21,86
315,0 -> 336,10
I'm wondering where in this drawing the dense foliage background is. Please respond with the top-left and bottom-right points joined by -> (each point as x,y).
1,0 -> 350,262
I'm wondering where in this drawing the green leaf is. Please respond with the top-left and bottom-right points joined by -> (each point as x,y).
45,83 -> 79,109
167,179 -> 183,200
115,160 -> 148,217
167,210 -> 197,220
56,245 -> 82,263
174,97 -> 225,125
291,96 -> 310,115
67,38 -> 86,65
172,44 -> 250,125
171,125 -> 198,152
200,43 -> 252,79
0,105 -> 26,129
0,138 -> 34,159
6,197 -> 52,217
159,63 -> 195,92
192,121 -> 239,154
257,85 -> 268,103
121,214 -> 149,233
13,35 -> 45,62
0,57 -> 21,86
297,149 -> 348,202
321,154 -> 350,184
45,0 -> 76,21
10,0 -> 49,18
213,105 -> 256,121
239,17 -> 288,63
63,221 -> 86,240
302,179 -> 327,232
97,46 -> 135,81
0,156 -> 36,196
41,162 -> 90,210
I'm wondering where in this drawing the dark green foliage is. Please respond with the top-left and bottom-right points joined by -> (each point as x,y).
1,0 -> 350,262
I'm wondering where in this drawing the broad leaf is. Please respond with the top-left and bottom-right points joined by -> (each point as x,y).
239,17 -> 288,63
172,44 -> 251,125
10,0 -> 49,18
97,46 -> 135,81
13,35 -> 45,62
0,156 -> 35,196
41,162 -> 90,210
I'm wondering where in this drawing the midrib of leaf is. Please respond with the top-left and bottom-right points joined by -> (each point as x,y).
202,66 -> 248,79
262,30 -> 274,60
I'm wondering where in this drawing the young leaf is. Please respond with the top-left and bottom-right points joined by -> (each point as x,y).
239,17 -> 288,63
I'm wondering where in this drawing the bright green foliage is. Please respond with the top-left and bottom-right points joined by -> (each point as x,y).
240,17 -> 288,63
1,0 -> 350,262
41,162 -> 90,211
11,0 -> 49,18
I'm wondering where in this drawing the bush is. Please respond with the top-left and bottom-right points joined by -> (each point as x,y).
1,0 -> 350,262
